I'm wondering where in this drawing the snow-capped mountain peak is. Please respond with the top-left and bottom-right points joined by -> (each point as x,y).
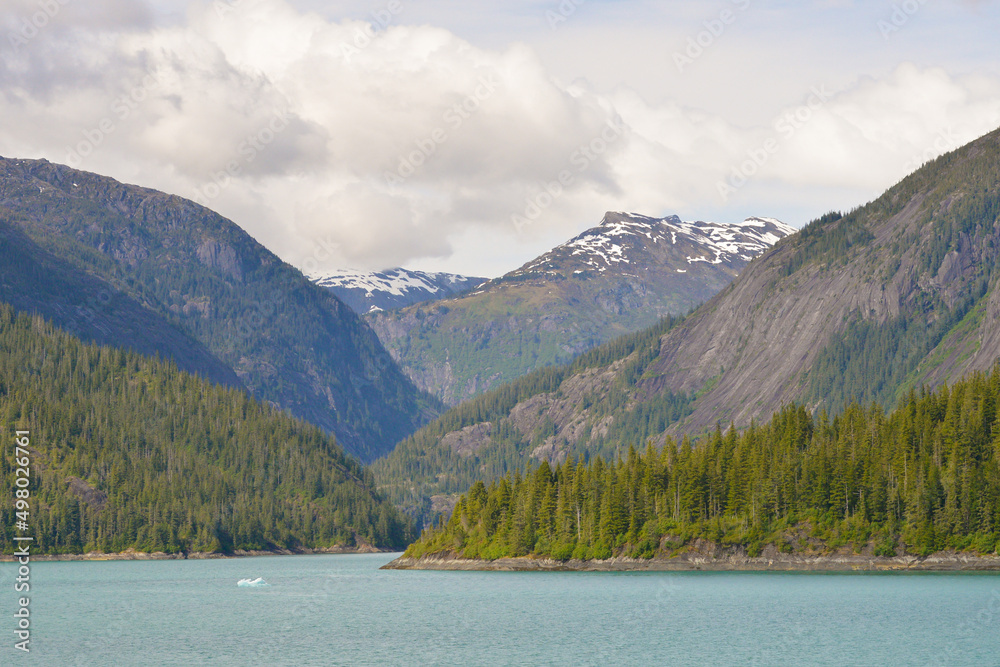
311,213 -> 793,314
512,212 -> 794,277
310,268 -> 486,314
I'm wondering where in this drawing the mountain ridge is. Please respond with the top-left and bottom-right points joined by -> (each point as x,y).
0,304 -> 415,555
391,363 -> 1000,568
0,206 -> 242,388
0,155 -> 440,462
645,130 -> 1000,433
368,212 -> 792,406
511,213 -> 793,278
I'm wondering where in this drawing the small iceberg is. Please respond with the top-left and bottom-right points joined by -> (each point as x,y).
237,577 -> 269,588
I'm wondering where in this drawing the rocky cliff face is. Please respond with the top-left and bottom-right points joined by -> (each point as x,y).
368,213 -> 792,405
0,200 -> 241,388
0,156 -> 440,461
646,130 -> 1000,432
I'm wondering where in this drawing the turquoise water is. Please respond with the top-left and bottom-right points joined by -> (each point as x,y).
2,553 -> 999,666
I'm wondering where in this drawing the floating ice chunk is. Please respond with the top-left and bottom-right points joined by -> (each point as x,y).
237,577 -> 269,587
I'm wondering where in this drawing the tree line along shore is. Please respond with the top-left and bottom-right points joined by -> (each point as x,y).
397,365 -> 1000,570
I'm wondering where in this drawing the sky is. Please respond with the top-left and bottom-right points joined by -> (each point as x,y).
1,0 -> 999,278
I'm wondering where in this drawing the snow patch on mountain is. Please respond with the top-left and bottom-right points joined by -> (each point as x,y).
515,212 -> 795,275
311,268 -> 486,314
313,269 -> 454,297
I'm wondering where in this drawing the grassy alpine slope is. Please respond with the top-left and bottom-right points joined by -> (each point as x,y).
0,305 -> 414,555
368,213 -> 791,406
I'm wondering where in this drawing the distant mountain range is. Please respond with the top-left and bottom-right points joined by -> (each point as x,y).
515,213 -> 791,277
311,268 -> 486,314
367,212 -> 794,405
374,126 -> 1000,521
0,156 -> 440,462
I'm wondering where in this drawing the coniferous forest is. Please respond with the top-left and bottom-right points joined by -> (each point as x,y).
406,365 -> 1000,561
0,305 -> 415,555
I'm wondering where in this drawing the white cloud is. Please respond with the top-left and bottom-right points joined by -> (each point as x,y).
1,0 -> 999,277
600,64 -> 1000,227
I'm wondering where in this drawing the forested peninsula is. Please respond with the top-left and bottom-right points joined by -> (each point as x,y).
387,365 -> 1000,571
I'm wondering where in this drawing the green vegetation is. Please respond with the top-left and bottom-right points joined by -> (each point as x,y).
0,208 -> 241,388
913,154 -> 1000,277
373,316 -> 694,522
808,278 -> 992,415
406,366 -> 1000,561
0,305 -> 414,555
783,127 -> 1000,283
378,289 -> 597,402
802,127 -> 1000,417
380,129 -> 1000,530
781,210 -> 874,276
369,277 -> 688,407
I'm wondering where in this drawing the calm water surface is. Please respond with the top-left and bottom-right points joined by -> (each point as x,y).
2,553 -> 999,665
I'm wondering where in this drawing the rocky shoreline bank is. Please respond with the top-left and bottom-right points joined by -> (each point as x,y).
382,547 -> 1000,572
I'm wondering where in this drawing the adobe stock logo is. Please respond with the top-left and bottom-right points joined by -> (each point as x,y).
340,0 -> 404,62
64,72 -> 162,168
673,0 -> 752,74
717,85 -> 832,202
383,76 -> 501,190
877,0 -> 931,39
545,0 -> 586,30
5,0 -> 72,56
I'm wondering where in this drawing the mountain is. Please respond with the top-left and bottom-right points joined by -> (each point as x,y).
0,305 -> 415,554
374,125 -> 1000,522
0,156 -> 440,462
368,213 -> 793,405
311,268 -> 486,314
646,128 -> 1000,433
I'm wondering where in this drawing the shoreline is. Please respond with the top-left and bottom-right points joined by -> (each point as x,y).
382,549 -> 1000,572
0,545 -> 394,562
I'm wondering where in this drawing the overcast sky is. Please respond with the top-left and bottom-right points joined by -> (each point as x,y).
2,0 -> 999,277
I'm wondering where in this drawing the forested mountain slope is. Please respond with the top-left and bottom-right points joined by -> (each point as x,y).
375,126 -> 1000,521
0,157 -> 440,461
0,305 -> 414,554
648,125 -> 1000,433
373,316 -> 695,521
0,208 -> 239,388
